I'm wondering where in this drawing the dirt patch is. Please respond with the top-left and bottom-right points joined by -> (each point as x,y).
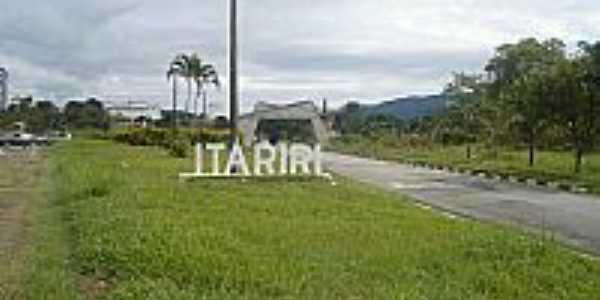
0,198 -> 27,252
0,155 -> 40,252
0,152 -> 45,297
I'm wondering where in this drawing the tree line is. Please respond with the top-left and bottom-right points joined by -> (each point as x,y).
446,38 -> 600,173
0,52 -> 225,134
0,97 -> 109,133
337,38 -> 600,173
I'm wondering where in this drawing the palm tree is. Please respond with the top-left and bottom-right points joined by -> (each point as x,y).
167,57 -> 186,129
195,62 -> 220,119
172,54 -> 195,116
182,53 -> 220,119
169,53 -> 221,125
186,54 -> 203,116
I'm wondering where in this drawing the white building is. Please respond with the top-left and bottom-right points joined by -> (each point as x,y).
106,101 -> 162,126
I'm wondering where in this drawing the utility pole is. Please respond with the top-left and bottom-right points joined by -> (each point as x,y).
0,68 -> 8,112
228,0 -> 239,146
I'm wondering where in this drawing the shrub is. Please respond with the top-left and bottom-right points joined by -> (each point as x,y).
111,128 -> 169,147
110,127 -> 231,157
166,138 -> 189,158
186,128 -> 230,144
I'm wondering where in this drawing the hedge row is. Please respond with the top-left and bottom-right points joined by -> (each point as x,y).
110,128 -> 231,157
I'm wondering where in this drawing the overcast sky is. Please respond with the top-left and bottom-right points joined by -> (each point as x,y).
1,0 -> 599,113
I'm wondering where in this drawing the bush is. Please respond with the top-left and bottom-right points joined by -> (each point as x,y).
166,138 -> 188,158
111,128 -> 169,147
110,127 -> 231,157
185,128 -> 230,144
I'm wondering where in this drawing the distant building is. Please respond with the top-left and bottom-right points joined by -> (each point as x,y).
0,68 -> 8,112
106,101 -> 162,127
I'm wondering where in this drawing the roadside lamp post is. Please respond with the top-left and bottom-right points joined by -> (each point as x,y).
0,68 -> 8,112
228,0 -> 239,147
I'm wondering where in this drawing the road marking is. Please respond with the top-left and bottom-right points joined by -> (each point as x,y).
414,203 -> 432,210
414,203 -> 463,221
440,211 -> 461,220
393,181 -> 456,190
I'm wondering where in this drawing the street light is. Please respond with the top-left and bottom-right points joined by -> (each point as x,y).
0,68 -> 8,112
228,0 -> 239,147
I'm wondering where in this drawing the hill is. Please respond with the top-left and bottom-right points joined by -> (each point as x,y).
364,94 -> 449,120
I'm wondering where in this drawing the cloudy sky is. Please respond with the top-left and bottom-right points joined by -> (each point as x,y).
1,0 -> 599,113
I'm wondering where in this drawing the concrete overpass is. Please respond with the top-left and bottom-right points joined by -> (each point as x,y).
238,101 -> 332,146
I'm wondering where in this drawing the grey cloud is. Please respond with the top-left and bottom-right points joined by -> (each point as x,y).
248,44 -> 487,78
1,0 -> 600,111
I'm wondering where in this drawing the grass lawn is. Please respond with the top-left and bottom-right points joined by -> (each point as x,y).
331,138 -> 600,193
26,139 -> 600,299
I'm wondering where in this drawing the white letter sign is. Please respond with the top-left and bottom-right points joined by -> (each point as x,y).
179,142 -> 327,179
254,141 -> 277,176
226,143 -> 250,176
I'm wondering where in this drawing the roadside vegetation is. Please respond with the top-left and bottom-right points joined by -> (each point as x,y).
333,37 -> 600,190
0,96 -> 110,134
3,36 -> 600,299
331,136 -> 600,193
31,139 -> 600,299
110,127 -> 230,158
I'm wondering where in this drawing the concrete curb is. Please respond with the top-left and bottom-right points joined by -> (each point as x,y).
406,161 -> 591,195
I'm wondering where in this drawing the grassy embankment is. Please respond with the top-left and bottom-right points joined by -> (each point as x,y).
16,139 -> 598,299
330,137 -> 600,193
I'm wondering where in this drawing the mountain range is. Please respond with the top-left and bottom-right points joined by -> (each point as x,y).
357,94 -> 449,120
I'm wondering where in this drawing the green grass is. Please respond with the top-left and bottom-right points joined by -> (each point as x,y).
23,175 -> 83,300
39,139 -> 600,299
0,153 -> 81,299
331,138 -> 600,193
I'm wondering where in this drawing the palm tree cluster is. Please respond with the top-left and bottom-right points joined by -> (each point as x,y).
167,53 -> 220,128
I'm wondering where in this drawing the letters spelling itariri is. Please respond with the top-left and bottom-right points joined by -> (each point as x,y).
179,142 -> 324,178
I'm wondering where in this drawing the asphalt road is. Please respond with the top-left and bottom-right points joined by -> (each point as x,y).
323,152 -> 600,254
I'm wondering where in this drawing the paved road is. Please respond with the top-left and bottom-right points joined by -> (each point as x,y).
323,152 -> 600,254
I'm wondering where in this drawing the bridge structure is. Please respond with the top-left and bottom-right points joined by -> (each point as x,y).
238,101 -> 332,147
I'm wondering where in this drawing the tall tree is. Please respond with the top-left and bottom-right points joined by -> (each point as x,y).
578,41 -> 600,159
194,62 -> 220,119
28,101 -> 62,134
485,38 -> 566,166
186,54 -> 203,117
167,57 -> 186,129
444,73 -> 486,158
64,98 -> 109,130
548,44 -> 600,173
447,88 -> 482,159
173,54 -> 194,115
505,69 -> 552,166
